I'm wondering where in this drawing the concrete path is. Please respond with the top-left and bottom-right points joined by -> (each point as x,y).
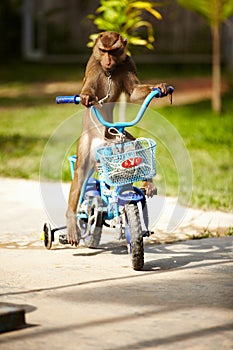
0,177 -> 232,247
0,237 -> 232,350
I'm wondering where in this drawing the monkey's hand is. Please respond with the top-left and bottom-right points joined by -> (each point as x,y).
140,180 -> 157,198
80,93 -> 98,107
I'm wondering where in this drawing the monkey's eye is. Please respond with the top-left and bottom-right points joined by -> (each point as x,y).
100,48 -> 120,55
109,48 -> 120,55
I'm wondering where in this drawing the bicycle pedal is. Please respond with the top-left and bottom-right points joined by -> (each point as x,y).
59,234 -> 69,245
142,231 -> 154,237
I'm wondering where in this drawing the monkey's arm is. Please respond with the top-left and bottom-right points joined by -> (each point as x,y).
121,60 -> 170,102
80,56 -> 100,107
130,82 -> 170,102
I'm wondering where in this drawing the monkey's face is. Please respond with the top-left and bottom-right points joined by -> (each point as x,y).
94,32 -> 127,72
98,47 -> 125,71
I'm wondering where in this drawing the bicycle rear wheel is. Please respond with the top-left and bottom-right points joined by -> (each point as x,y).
125,203 -> 144,270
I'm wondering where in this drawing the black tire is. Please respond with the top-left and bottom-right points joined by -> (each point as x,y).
125,203 -> 144,270
80,196 -> 103,248
43,223 -> 53,250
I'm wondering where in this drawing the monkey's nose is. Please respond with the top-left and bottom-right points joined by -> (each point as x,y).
106,54 -> 111,65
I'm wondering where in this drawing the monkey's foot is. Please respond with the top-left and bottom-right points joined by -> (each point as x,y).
140,180 -> 157,198
67,230 -> 80,247
66,209 -> 80,247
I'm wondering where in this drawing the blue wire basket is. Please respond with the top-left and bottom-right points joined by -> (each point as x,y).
96,138 -> 156,186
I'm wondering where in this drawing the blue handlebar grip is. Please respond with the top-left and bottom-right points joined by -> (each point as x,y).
168,86 -> 174,94
56,94 -> 80,104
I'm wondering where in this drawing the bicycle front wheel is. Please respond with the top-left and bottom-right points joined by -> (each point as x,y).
125,203 -> 144,270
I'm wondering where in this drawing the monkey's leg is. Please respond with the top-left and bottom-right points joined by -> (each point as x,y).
66,136 -> 94,246
66,167 -> 81,246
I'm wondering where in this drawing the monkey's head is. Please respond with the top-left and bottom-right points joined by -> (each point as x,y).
93,32 -> 128,72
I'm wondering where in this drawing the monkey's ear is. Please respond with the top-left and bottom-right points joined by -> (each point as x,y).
87,33 -> 99,47
123,38 -> 128,46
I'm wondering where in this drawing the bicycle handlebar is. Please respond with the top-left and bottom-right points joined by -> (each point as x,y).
56,94 -> 81,104
56,86 -> 174,130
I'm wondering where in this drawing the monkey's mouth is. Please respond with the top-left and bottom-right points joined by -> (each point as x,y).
102,62 -> 116,73
104,66 -> 115,73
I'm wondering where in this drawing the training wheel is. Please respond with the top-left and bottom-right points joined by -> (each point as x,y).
43,223 -> 53,249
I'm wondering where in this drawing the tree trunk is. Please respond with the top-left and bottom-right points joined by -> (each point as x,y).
211,24 -> 221,114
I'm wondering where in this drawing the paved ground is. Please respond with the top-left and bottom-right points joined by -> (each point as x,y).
0,177 -> 232,247
0,237 -> 233,349
0,177 -> 233,349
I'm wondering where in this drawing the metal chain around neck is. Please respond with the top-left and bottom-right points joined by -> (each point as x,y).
98,72 -> 112,106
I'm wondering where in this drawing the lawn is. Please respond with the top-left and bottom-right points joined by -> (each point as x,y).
158,96 -> 232,211
0,62 -> 232,212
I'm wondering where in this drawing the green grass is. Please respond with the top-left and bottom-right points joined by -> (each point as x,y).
0,62 -> 232,212
0,62 -> 85,82
0,103 -> 79,179
157,96 -> 233,211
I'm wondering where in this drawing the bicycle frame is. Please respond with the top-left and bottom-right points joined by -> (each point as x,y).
65,87 -> 173,236
69,153 -> 147,233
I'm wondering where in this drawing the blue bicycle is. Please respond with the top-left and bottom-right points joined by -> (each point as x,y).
43,87 -> 173,270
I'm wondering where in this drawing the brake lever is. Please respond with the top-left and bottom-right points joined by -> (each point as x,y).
168,86 -> 174,105
169,92 -> 173,105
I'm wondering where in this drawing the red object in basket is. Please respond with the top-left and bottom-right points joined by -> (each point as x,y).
122,157 -> 143,168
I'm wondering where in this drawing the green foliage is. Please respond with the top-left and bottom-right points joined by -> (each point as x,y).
176,0 -> 233,114
88,0 -> 162,50
176,0 -> 233,27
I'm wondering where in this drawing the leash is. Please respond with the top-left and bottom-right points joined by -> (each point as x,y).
98,71 -> 112,106
90,71 -> 115,137
89,72 -> 113,135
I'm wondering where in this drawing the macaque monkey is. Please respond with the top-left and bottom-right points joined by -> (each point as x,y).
67,31 -> 171,246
